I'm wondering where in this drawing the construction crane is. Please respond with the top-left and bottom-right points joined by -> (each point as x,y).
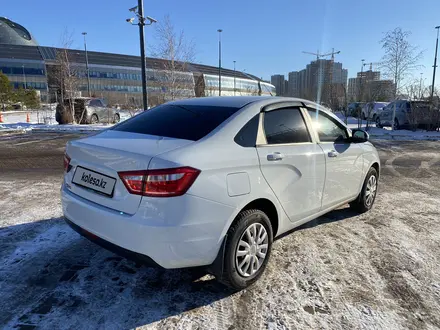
302,48 -> 341,61
302,48 -> 341,106
363,61 -> 384,71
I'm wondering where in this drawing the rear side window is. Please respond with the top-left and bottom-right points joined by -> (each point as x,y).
113,104 -> 239,141
263,108 -> 311,144
234,115 -> 259,147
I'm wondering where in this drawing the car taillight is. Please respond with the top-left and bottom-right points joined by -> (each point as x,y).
118,167 -> 200,197
63,154 -> 71,172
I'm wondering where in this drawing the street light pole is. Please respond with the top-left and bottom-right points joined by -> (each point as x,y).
431,26 -> 440,102
127,1 -> 156,111
82,32 -> 91,97
233,60 -> 236,96
137,0 -> 148,110
419,72 -> 423,99
22,65 -> 26,89
217,29 -> 222,96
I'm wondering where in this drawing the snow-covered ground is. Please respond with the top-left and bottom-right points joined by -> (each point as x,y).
0,110 -> 132,133
336,113 -> 440,141
1,135 -> 440,329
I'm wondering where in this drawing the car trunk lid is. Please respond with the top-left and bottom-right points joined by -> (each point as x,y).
65,130 -> 193,214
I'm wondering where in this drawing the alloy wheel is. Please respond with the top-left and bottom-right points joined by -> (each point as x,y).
235,223 -> 269,277
365,175 -> 377,207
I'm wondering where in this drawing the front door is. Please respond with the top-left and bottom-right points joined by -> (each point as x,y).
256,106 -> 326,223
306,109 -> 364,209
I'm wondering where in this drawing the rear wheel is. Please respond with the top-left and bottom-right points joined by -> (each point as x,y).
90,114 -> 99,124
350,167 -> 378,213
375,116 -> 382,128
218,209 -> 273,290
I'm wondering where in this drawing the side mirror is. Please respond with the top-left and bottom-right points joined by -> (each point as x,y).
352,129 -> 369,143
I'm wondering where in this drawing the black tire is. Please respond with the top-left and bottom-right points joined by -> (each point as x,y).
218,209 -> 273,290
55,110 -> 62,124
350,167 -> 378,213
113,113 -> 120,124
393,118 -> 400,130
90,114 -> 99,124
376,116 -> 382,128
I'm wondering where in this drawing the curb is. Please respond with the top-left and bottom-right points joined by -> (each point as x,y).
31,128 -> 103,134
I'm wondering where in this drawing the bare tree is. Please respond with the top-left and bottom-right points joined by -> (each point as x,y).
54,29 -> 81,123
151,15 -> 196,102
380,27 -> 423,129
363,83 -> 387,130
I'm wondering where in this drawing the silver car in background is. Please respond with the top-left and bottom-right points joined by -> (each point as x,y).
361,102 -> 389,121
377,100 -> 440,130
56,97 -> 121,124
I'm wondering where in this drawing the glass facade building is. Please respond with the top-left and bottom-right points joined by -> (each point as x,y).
0,17 -> 274,106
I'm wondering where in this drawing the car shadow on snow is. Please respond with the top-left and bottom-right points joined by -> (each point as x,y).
276,205 -> 359,241
0,217 -> 234,329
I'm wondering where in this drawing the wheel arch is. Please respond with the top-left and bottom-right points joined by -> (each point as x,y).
240,198 -> 279,237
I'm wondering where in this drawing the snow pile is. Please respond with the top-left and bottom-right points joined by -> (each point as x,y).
0,110 -> 132,133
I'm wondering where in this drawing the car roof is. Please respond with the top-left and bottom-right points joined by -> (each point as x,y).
169,96 -> 273,108
169,96 -> 332,111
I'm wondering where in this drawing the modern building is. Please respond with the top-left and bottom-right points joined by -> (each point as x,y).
288,71 -> 299,97
286,59 -> 348,104
270,74 -> 286,96
357,70 -> 380,81
0,17 -> 275,106
347,69 -> 392,102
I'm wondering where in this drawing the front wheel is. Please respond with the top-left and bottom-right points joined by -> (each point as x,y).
350,167 -> 378,213
113,113 -> 120,124
90,114 -> 99,124
393,118 -> 400,130
218,209 -> 273,290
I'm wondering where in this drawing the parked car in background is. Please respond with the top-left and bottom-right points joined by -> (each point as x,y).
348,102 -> 365,117
11,103 -> 27,110
62,96 -> 380,290
56,97 -> 121,125
377,100 -> 440,130
361,102 -> 389,121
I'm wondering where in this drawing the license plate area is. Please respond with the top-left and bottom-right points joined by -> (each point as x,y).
72,166 -> 116,197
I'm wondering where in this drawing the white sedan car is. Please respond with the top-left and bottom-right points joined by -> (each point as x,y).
62,96 -> 380,289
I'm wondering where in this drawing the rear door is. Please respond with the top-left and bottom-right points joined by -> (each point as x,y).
256,106 -> 326,223
306,108 -> 364,209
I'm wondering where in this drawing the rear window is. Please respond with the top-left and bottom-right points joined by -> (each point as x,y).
113,104 -> 240,141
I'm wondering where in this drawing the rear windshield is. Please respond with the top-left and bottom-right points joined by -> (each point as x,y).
112,104 -> 240,141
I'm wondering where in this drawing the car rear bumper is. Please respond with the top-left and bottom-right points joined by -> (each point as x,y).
61,183 -> 234,269
64,217 -> 162,267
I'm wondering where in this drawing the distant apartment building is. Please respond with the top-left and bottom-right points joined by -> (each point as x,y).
357,70 -> 380,81
273,59 -> 348,105
288,71 -> 299,97
271,74 -> 286,96
347,70 -> 390,101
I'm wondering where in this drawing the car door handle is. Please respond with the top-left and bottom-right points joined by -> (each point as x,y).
328,150 -> 338,158
267,152 -> 283,161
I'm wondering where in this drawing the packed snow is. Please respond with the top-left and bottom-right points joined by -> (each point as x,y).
1,137 -> 440,329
